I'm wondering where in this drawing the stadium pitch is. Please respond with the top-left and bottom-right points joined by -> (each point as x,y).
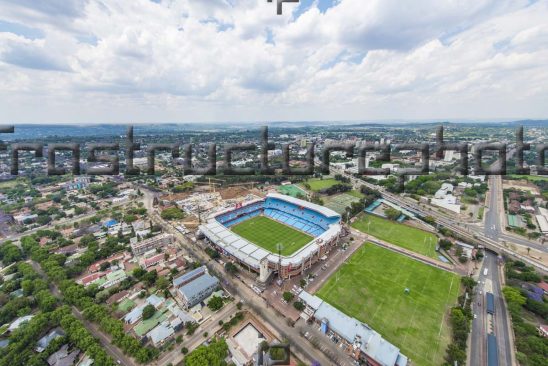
317,243 -> 459,366
231,215 -> 313,256
352,214 -> 438,259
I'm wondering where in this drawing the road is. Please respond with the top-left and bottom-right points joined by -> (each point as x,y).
484,176 -> 504,241
470,252 -> 513,366
29,260 -> 135,366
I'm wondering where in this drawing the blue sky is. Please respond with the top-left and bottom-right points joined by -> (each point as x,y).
0,0 -> 547,123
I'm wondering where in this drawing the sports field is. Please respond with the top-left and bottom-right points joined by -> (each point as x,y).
302,178 -> 348,192
231,216 -> 313,256
352,214 -> 438,259
277,184 -> 308,198
317,243 -> 459,366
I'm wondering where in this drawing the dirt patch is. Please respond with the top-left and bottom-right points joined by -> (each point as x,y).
219,186 -> 265,200
502,180 -> 541,195
160,191 -> 193,202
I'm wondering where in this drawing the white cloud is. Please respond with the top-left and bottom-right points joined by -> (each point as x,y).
0,0 -> 547,123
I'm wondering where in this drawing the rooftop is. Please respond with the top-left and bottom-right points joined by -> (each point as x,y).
173,266 -> 206,287
178,273 -> 219,301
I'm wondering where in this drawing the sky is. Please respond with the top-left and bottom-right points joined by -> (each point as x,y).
0,0 -> 547,124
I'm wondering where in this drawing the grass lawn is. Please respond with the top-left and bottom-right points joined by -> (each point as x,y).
277,184 -> 308,198
0,179 -> 23,189
317,243 -> 460,366
346,190 -> 365,199
352,214 -> 438,259
508,174 -> 548,182
303,178 -> 346,192
231,216 -> 313,255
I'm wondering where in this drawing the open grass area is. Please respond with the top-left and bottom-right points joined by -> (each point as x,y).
346,190 -> 365,199
303,178 -> 345,192
277,184 -> 308,198
317,243 -> 460,366
231,215 -> 313,255
508,174 -> 548,182
0,179 -> 24,189
352,214 -> 438,259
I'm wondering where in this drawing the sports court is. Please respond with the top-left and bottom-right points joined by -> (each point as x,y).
324,193 -> 362,214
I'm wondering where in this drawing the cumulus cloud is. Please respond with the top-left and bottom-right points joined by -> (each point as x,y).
0,0 -> 547,123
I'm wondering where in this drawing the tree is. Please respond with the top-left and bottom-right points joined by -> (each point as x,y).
439,239 -> 452,250
0,243 -> 22,265
142,270 -> 158,286
160,207 -> 185,221
155,276 -> 169,290
293,301 -> 305,311
384,207 -> 401,221
36,290 -> 57,312
502,287 -> 526,306
207,296 -> 224,311
224,262 -> 238,275
142,304 -> 156,320
205,247 -> 220,259
100,262 -> 110,272
282,292 -> 294,302
461,277 -> 477,291
184,338 -> 228,366
270,347 -> 287,361
132,267 -> 146,280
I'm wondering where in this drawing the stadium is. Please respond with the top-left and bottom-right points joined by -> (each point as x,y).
199,193 -> 342,281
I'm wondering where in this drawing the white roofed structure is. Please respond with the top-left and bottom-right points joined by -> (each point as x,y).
199,193 -> 342,279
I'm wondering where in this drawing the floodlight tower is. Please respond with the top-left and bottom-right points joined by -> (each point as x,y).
277,243 -> 283,281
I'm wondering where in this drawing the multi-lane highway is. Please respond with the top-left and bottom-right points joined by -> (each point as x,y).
470,252 -> 514,366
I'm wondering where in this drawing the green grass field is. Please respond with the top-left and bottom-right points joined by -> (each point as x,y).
303,178 -> 346,192
317,244 -> 459,366
346,190 -> 365,198
231,216 -> 313,255
277,184 -> 308,198
508,174 -> 548,182
352,214 -> 438,259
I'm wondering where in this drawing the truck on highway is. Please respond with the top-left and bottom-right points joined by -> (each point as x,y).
487,334 -> 499,366
484,268 -> 489,276
486,292 -> 495,315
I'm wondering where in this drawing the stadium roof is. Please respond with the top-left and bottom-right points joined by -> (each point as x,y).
300,292 -> 406,366
200,193 -> 342,269
267,193 -> 340,218
200,219 -> 341,269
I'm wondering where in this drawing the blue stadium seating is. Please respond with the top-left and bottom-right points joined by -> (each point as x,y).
215,197 -> 340,237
